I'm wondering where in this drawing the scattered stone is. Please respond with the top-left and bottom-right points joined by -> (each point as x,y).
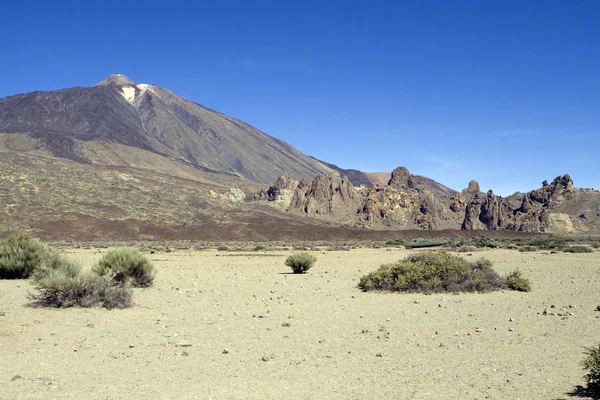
0,312 -> 5,317
262,356 -> 270,362
596,305 -> 600,312
87,324 -> 95,328
129,344 -> 135,348
376,353 -> 383,357
222,349 -> 229,354
11,375 -> 22,381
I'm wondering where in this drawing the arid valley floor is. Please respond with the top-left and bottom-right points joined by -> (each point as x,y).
1,247 -> 599,399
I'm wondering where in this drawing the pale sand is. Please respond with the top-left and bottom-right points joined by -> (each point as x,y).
1,248 -> 598,399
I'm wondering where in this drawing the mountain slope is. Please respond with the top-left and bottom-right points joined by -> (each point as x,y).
0,74 -> 334,183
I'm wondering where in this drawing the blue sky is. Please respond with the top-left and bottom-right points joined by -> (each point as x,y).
1,0 -> 598,195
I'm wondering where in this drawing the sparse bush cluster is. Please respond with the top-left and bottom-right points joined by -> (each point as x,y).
513,236 -> 568,251
0,236 -> 154,309
285,253 -> 316,274
564,245 -> 594,254
358,252 -> 531,293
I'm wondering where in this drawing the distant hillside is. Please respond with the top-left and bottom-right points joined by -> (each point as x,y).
1,75 -> 598,239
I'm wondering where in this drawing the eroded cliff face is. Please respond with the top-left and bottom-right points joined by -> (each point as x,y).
461,174 -> 581,233
255,167 -> 464,230
254,170 -> 600,233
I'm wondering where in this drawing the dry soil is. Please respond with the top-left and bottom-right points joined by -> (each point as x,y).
1,248 -> 599,399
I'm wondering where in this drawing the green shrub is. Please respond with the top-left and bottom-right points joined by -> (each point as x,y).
30,272 -> 132,309
217,244 -> 230,251
473,237 -> 498,248
404,238 -> 449,249
592,242 -> 600,249
525,236 -> 568,250
564,246 -> 594,253
285,253 -> 317,274
0,235 -> 54,279
358,252 -> 508,293
253,245 -> 267,251
582,344 -> 600,399
505,269 -> 532,292
93,247 -> 155,287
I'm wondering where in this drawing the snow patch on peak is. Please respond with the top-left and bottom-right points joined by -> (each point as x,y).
120,85 -> 136,104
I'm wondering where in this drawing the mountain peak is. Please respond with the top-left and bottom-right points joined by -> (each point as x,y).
95,74 -> 137,87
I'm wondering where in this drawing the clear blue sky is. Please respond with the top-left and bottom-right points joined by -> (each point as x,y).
1,0 -> 598,195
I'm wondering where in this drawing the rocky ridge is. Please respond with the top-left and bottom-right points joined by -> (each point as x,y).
256,169 -> 600,233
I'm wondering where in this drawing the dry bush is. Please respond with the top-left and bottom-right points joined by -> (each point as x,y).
456,244 -> 479,253
93,247 -> 155,287
359,252 -> 528,293
31,272 -> 132,309
33,254 -> 82,283
505,269 -> 532,292
564,246 -> 594,253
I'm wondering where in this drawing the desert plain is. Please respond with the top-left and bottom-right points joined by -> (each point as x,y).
1,246 -> 599,400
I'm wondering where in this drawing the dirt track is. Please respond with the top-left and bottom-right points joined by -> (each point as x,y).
1,248 -> 599,399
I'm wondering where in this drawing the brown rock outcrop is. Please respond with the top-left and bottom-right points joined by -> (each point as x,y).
462,174 -> 580,232
255,171 -> 599,234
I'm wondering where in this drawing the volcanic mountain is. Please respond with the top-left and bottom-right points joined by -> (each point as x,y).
0,74 -> 336,184
1,75 -> 598,240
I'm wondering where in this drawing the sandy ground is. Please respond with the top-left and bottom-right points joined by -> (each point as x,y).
1,248 -> 599,400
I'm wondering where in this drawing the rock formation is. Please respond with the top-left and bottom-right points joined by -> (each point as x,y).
255,171 -> 600,233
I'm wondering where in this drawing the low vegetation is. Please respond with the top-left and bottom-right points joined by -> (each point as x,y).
564,246 -> 594,253
582,344 -> 600,399
33,254 -> 82,283
0,236 -> 154,309
518,245 -> 539,252
359,252 -> 531,293
0,235 -> 54,279
93,247 -> 155,287
505,269 -> 532,292
31,271 -> 132,309
285,253 -> 317,274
